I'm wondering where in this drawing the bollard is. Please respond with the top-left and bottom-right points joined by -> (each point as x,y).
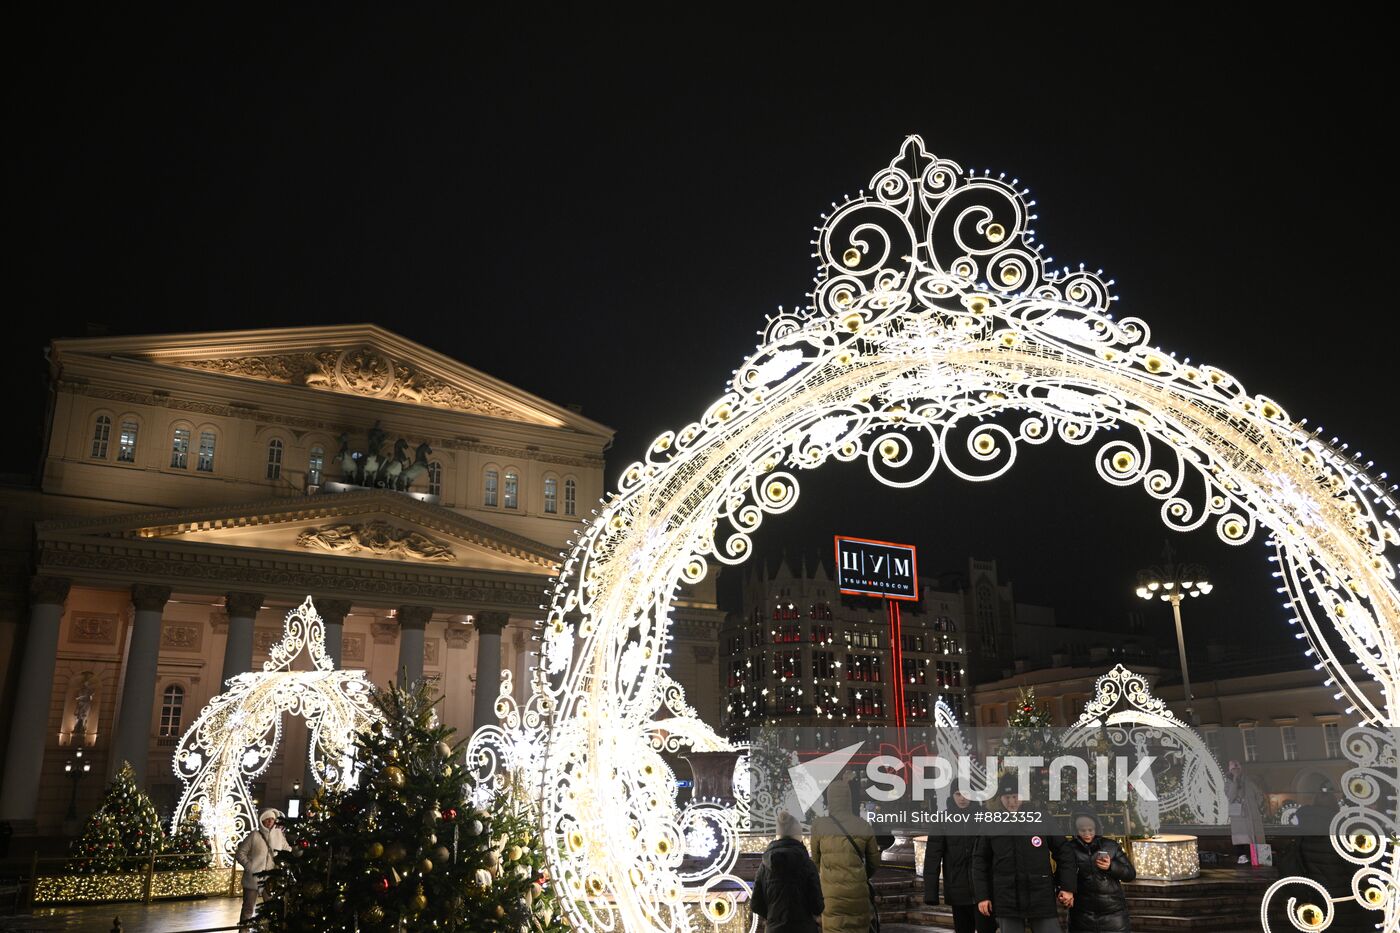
110,917 -> 124,933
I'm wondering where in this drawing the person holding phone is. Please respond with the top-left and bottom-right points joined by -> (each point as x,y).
1056,811 -> 1135,933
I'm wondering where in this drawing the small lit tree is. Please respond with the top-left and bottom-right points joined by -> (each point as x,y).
68,761 -> 167,873
164,804 -> 214,870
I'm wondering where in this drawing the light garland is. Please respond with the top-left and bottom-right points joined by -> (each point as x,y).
170,596 -> 379,864
467,136 -> 1398,933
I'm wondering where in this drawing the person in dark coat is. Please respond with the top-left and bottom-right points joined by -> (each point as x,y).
751,809 -> 825,933
1057,811 -> 1135,933
924,791 -> 996,933
1277,789 -> 1373,932
973,776 -> 1060,933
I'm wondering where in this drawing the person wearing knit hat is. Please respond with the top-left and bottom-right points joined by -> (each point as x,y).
750,809 -> 824,933
234,808 -> 290,923
973,776 -> 1061,933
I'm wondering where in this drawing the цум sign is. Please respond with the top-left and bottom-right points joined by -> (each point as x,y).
834,536 -> 918,601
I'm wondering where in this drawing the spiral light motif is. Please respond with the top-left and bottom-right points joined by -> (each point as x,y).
468,136 -> 1399,932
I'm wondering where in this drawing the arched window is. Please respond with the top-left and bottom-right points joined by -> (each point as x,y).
117,420 -> 139,462
564,478 -> 577,516
504,470 -> 519,509
308,446 -> 325,486
91,415 -> 111,459
159,684 -> 185,737
197,431 -> 217,472
484,469 -> 499,507
544,477 -> 558,514
171,427 -> 191,469
428,462 -> 443,497
266,438 -> 284,480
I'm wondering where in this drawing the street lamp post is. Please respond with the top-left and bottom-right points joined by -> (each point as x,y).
63,747 -> 92,820
1136,543 -> 1212,725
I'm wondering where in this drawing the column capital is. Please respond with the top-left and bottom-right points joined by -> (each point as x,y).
209,609 -> 229,633
444,625 -> 474,649
475,611 -> 509,636
370,621 -> 399,645
396,605 -> 434,631
130,584 -> 172,613
224,591 -> 264,618
315,598 -> 353,625
30,575 -> 72,607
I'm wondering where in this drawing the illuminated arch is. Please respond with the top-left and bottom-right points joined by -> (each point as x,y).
469,136 -> 1398,932
171,597 -> 378,864
1060,663 -> 1228,828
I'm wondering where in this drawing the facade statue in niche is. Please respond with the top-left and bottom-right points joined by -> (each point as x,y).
334,423 -> 433,492
72,672 -> 97,737
296,520 -> 456,562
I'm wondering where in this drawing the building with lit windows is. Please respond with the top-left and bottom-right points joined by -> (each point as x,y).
719,555 -> 1043,740
0,325 -> 726,835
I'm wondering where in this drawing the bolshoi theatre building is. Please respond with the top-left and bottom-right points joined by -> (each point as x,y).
0,325 -> 725,833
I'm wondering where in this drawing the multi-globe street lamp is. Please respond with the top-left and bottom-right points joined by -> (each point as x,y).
1136,545 -> 1212,725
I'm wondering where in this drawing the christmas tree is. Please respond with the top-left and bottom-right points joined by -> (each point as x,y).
997,686 -> 1059,804
68,760 -> 168,873
163,804 -> 214,870
255,682 -> 565,931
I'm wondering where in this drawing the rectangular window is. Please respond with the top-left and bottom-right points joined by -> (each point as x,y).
1241,725 -> 1258,763
812,651 -> 835,679
118,421 -> 138,462
171,428 -> 190,469
902,657 -> 928,685
504,472 -> 518,509
544,478 -> 558,514
197,431 -> 216,472
564,479 -> 577,516
1204,728 -> 1221,760
159,689 -> 184,737
484,470 -> 498,507
936,660 -> 962,689
1323,722 -> 1342,758
904,690 -> 930,720
1281,725 -> 1298,761
775,651 -> 801,679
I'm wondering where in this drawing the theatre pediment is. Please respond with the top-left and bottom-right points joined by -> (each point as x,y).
36,489 -> 558,575
49,324 -> 612,434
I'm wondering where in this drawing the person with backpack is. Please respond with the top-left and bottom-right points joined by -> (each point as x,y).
1056,811 -> 1135,932
811,776 -> 882,933
751,809 -> 824,932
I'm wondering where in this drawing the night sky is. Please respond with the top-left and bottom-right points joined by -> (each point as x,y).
7,14 -> 1393,660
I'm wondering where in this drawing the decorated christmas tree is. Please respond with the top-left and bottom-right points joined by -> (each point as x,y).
68,760 -> 168,873
255,682 -> 565,931
163,804 -> 214,870
997,686 -> 1060,804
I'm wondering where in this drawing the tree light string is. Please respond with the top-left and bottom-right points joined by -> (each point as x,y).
466,136 -> 1398,933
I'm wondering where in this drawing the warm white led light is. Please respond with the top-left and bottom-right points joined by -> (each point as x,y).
467,136 -> 1398,933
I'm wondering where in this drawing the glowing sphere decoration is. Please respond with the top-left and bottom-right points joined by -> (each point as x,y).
465,137 -> 1398,933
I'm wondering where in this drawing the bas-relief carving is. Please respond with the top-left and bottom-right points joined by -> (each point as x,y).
424,638 -> 441,667
444,626 -> 473,649
341,633 -> 366,663
170,346 -> 518,419
296,521 -> 456,563
68,613 -> 118,645
161,621 -> 204,652
252,628 -> 281,655
370,622 -> 399,645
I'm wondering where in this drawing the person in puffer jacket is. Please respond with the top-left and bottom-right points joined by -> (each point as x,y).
1056,811 -> 1136,933
924,791 -> 996,933
751,809 -> 824,933
972,777 -> 1059,933
234,808 -> 290,923
811,777 -> 881,933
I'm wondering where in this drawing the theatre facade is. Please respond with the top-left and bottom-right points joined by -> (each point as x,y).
0,325 -> 725,833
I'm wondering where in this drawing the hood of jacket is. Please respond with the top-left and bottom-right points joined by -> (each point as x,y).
825,779 -> 856,816
762,836 -> 810,874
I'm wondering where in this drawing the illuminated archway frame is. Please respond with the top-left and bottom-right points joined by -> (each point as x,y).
470,136 -> 1398,933
171,597 -> 378,864
1061,663 -> 1229,828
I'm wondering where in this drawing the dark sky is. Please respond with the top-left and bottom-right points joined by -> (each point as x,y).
6,14 -> 1393,658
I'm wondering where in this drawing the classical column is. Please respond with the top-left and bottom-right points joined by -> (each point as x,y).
112,584 -> 171,787
472,611 -> 509,732
316,598 -> 353,669
219,591 -> 264,689
0,576 -> 72,822
396,605 -> 433,686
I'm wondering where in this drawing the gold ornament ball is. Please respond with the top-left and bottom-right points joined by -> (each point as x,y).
366,842 -> 384,859
437,741 -> 452,758
384,766 -> 406,789
494,904 -> 506,919
419,857 -> 433,873
361,905 -> 384,925
507,845 -> 523,862
433,845 -> 450,863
